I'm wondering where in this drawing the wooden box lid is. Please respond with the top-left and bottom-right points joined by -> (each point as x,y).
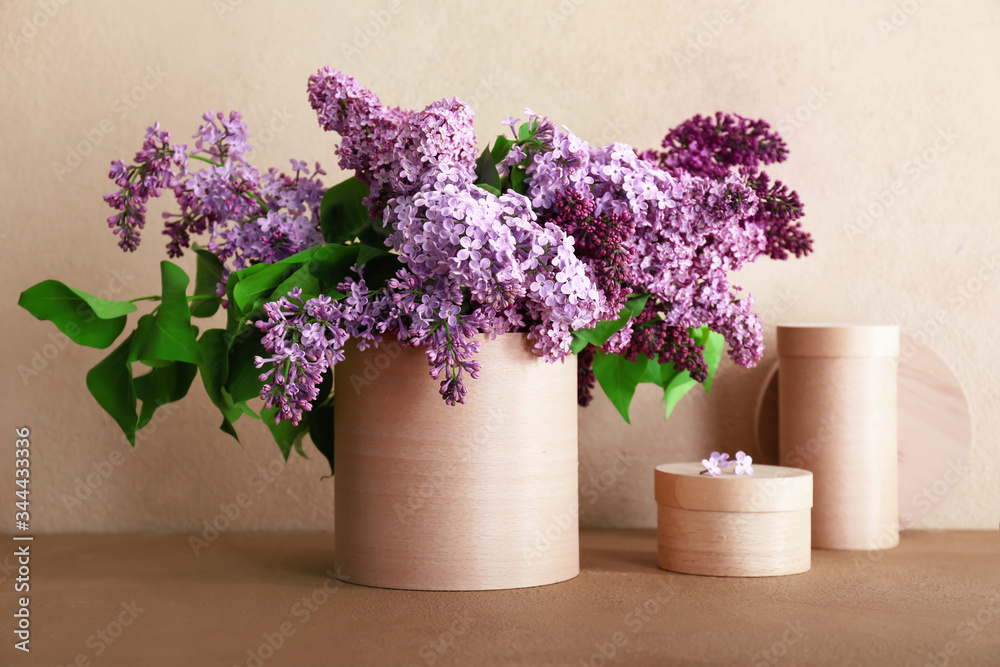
654,463 -> 813,513
777,324 -> 899,358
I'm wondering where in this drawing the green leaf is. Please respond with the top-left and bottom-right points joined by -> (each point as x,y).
356,252 -> 403,287
700,329 -> 725,393
476,183 -> 501,197
517,121 -> 533,142
592,351 -> 650,424
132,261 -> 201,365
306,243 -> 361,286
198,328 -> 243,423
308,403 -> 335,475
357,243 -> 390,268
510,166 -> 527,194
18,280 -> 136,349
572,295 -> 649,348
271,265 -> 320,303
490,136 -> 515,164
320,177 -> 371,244
219,416 -> 239,441
133,361 -> 197,429
231,265 -> 294,313
226,328 -> 267,405
190,248 -> 224,318
229,247 -> 322,313
85,333 -> 137,445
663,370 -> 698,420
261,405 -> 310,461
474,148 -> 501,190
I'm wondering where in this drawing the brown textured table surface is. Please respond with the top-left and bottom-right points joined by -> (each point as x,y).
4,530 -> 999,666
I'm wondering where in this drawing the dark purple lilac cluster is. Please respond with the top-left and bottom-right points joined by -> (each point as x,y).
543,190 -> 636,314
643,111 -> 810,260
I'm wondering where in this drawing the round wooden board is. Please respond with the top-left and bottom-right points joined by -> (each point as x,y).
754,334 -> 973,524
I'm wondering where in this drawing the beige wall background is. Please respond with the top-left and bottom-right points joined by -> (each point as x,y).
2,0 -> 998,533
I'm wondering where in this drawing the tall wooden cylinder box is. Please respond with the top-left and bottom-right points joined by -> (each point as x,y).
333,334 -> 579,590
777,324 -> 899,551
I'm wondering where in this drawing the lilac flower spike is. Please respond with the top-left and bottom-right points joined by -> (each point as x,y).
701,457 -> 722,477
734,451 -> 754,475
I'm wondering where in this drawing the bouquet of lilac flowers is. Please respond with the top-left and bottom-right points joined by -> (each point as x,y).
19,68 -> 808,471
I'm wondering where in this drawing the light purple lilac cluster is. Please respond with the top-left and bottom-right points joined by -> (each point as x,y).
105,111 -> 325,283
255,288 -> 352,424
286,68 -> 608,408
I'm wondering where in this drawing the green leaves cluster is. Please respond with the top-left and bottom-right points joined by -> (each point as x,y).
18,177 -> 398,475
571,298 -> 725,424
472,119 -> 543,198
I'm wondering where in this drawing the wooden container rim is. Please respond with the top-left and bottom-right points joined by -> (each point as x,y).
654,462 -> 813,513
777,324 -> 899,358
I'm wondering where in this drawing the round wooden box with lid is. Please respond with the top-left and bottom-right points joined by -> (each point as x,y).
655,463 -> 813,577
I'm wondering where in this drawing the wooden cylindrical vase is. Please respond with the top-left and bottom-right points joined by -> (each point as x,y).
333,333 -> 579,590
777,324 -> 899,551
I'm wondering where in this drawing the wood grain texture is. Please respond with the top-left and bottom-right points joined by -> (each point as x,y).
333,334 -> 579,590
654,462 -> 812,513
778,325 -> 899,551
755,334 -> 973,526
655,463 -> 813,577
656,506 -> 812,577
777,324 -> 900,357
